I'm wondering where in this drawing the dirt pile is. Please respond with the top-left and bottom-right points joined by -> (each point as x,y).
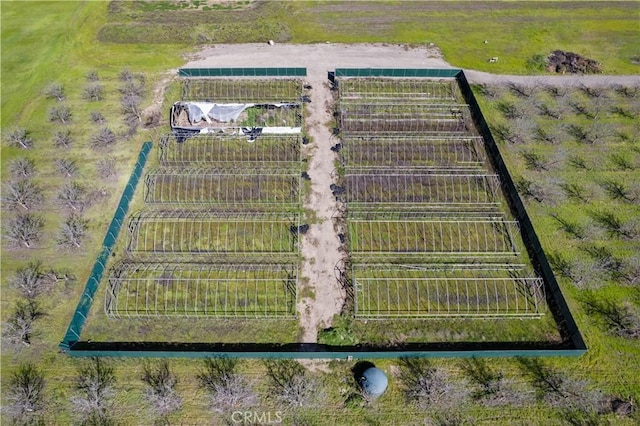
547,50 -> 601,74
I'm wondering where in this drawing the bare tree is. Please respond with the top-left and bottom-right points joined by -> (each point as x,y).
96,156 -> 117,179
58,181 -> 86,211
398,358 -> 469,410
57,214 -> 89,249
517,358 -> 607,412
72,357 -> 116,425
48,104 -> 72,124
86,69 -> 100,81
559,182 -> 590,203
44,82 -> 65,101
581,293 -> 640,339
121,94 -> 142,121
4,363 -> 46,422
4,179 -> 44,211
84,83 -> 105,101
119,68 -> 134,82
609,152 -> 635,170
9,157 -> 36,178
264,359 -> 325,408
9,261 -> 56,299
520,149 -> 549,171
141,360 -> 182,417
5,127 -> 33,149
508,82 -> 536,98
5,213 -> 44,248
459,357 -> 532,407
55,158 -> 79,178
588,210 -> 635,239
90,111 -> 105,124
119,79 -> 145,98
567,155 -> 591,171
550,213 -> 586,239
90,127 -> 117,150
53,128 -> 73,148
598,179 -> 636,203
197,357 -> 258,413
3,300 -> 44,347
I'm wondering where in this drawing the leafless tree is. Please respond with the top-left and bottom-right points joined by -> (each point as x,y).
598,179 -> 636,203
496,100 -> 525,120
3,300 -> 44,347
57,214 -> 89,249
588,210 -> 635,239
517,358 -> 607,412
72,357 -> 116,425
9,157 -> 36,178
119,68 -> 134,82
84,83 -> 105,101
580,245 -> 626,282
197,357 -> 258,413
119,79 -> 145,98
9,260 -> 56,299
550,213 -> 586,239
5,127 -> 33,149
58,181 -> 86,211
55,158 -> 79,178
608,152 -> 635,171
48,104 -> 72,124
398,358 -> 469,410
141,360 -> 182,417
581,293 -> 640,339
459,357 -> 532,407
4,363 -> 46,422
4,179 -> 44,211
264,359 -> 325,408
121,94 -> 142,121
86,69 -> 100,81
53,128 -> 73,148
5,213 -> 44,248
567,155 -> 591,171
613,84 -> 639,98
508,82 -> 536,98
96,156 -> 117,179
44,82 -> 65,101
90,127 -> 117,149
520,149 -> 549,171
90,111 -> 105,124
558,181 -> 590,203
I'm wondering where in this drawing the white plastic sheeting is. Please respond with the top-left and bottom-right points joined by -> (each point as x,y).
184,102 -> 255,123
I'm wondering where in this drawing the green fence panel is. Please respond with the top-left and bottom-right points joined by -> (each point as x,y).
455,71 -> 586,353
179,68 -> 307,77
60,142 -> 152,351
334,68 -> 461,78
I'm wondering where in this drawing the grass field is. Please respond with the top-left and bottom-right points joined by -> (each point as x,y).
2,1 -> 639,425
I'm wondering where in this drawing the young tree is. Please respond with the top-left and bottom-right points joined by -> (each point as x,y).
121,94 -> 142,121
48,104 -> 72,124
517,358 -> 606,412
264,359 -> 325,408
90,127 -> 117,150
53,128 -> 74,148
459,357 -> 531,407
397,358 -> 468,410
84,83 -> 105,101
58,181 -> 86,211
86,69 -> 100,81
90,111 -> 105,124
44,82 -> 65,101
57,214 -> 89,249
141,360 -> 182,417
5,213 -> 44,248
55,158 -> 79,178
72,357 -> 116,424
581,293 -> 640,339
197,357 -> 258,412
96,156 -> 117,179
4,363 -> 46,422
4,179 -> 44,211
5,127 -> 34,149
520,149 -> 549,171
9,157 -> 36,178
3,300 -> 44,347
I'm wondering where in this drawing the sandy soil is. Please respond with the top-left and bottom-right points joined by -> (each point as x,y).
181,43 -> 639,343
